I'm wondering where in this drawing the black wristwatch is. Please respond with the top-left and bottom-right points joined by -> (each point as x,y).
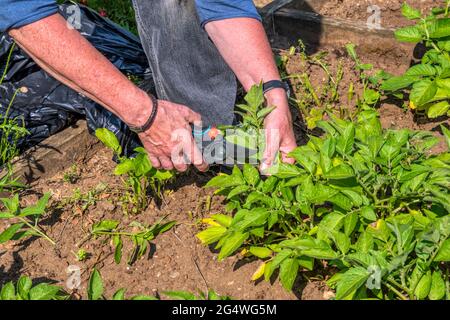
263,80 -> 291,98
129,94 -> 159,134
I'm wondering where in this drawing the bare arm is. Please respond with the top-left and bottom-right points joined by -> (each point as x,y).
205,18 -> 297,169
9,13 -> 207,172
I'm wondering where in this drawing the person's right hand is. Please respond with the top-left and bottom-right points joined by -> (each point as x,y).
137,100 -> 208,172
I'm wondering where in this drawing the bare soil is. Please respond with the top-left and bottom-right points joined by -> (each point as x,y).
286,0 -> 438,28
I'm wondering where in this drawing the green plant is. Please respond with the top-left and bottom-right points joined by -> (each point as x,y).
95,128 -> 174,214
0,44 -> 29,192
381,1 -> 450,118
91,218 -> 175,265
74,248 -> 89,261
0,276 -> 66,300
198,110 -> 449,299
57,183 -> 108,214
0,193 -> 55,245
345,44 -> 392,115
87,269 -> 156,300
63,164 -> 80,184
277,41 -> 345,129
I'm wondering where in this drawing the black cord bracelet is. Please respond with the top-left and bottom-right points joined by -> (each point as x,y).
129,94 -> 159,134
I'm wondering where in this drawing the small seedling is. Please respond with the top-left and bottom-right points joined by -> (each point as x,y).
95,128 -> 174,214
91,218 -> 176,265
0,193 -> 55,245
73,248 -> 89,262
63,164 -> 80,184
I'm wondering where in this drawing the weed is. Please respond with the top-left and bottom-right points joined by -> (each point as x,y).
63,164 -> 80,184
91,218 -> 175,265
95,128 -> 174,214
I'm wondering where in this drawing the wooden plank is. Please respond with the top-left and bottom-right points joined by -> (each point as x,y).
8,120 -> 98,184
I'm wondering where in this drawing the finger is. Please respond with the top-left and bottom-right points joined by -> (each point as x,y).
180,105 -> 202,124
149,155 -> 161,169
185,136 -> 209,172
159,156 -> 174,171
280,139 -> 297,164
260,128 -> 281,173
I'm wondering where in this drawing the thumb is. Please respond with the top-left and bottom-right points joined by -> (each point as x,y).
260,128 -> 280,173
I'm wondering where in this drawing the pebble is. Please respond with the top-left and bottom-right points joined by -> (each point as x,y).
170,271 -> 180,279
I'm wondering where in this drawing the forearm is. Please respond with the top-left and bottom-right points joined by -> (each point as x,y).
205,18 -> 288,108
8,13 -> 151,126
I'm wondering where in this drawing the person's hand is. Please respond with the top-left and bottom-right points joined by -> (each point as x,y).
137,100 -> 208,172
260,95 -> 297,173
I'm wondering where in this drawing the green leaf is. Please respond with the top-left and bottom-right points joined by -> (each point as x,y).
227,185 -> 250,199
266,163 -> 305,178
335,267 -> 370,300
196,226 -> 227,245
405,64 -> 436,76
95,128 -> 122,155
20,193 -> 51,217
114,159 -> 135,175
434,238 -> 450,261
301,240 -> 338,260
113,235 -> 123,264
257,106 -> 276,119
359,206 -> 377,222
381,75 -> 418,91
244,84 -> 264,110
243,164 -> 260,186
91,220 -> 119,233
401,3 -> 421,20
334,232 -> 351,254
336,123 -> 355,155
427,101 -> 449,118
17,276 -> 32,299
249,246 -> 273,259
344,211 -> 358,236
163,291 -> 197,300
394,25 -> 423,43
415,271 -> 432,300
355,232 -> 374,253
0,223 -> 24,244
279,258 -> 299,291
218,232 -> 249,261
429,18 -> 450,38
88,269 -> 104,300
441,125 -> 450,150
29,284 -> 61,300
324,164 -> 354,180
410,80 -> 438,107
1,282 -> 15,300
428,271 -> 446,300
210,214 -> 233,228
112,288 -> 126,300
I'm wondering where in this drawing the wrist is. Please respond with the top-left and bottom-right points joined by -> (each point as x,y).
265,88 -> 290,111
121,89 -> 155,127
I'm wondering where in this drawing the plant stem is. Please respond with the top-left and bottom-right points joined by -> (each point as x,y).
384,281 -> 408,300
19,217 -> 55,245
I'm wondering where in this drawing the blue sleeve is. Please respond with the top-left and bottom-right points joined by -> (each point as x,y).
195,0 -> 261,27
0,0 -> 58,32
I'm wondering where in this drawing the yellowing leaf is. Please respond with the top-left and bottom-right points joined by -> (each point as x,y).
251,262 -> 266,281
201,218 -> 221,227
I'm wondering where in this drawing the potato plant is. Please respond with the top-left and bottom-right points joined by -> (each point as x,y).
95,128 -> 174,214
0,276 -> 65,300
381,1 -> 450,118
0,193 -> 55,245
198,110 -> 449,299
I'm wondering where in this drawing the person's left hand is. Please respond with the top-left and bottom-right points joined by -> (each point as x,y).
260,96 -> 297,173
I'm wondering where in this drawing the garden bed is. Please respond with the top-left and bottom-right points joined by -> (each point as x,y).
1,0 -> 449,301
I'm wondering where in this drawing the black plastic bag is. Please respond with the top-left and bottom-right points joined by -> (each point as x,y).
0,2 -> 153,156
